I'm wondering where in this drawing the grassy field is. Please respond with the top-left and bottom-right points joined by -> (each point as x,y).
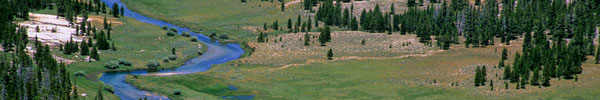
122,0 -> 309,42
126,38 -> 600,99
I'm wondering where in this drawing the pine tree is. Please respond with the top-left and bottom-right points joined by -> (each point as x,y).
475,66 -> 481,86
281,0 -> 285,12
258,32 -> 265,43
172,48 -> 176,55
503,65 -> 511,80
287,18 -> 293,31
91,45 -> 99,60
504,81 -> 508,89
502,48 -> 508,60
318,26 -> 331,46
490,80 -> 494,91
307,17 -> 313,31
407,0 -> 417,7
304,33 -> 310,46
80,39 -> 89,55
120,6 -> 124,16
531,66 -> 541,86
327,48 -> 333,60
112,3 -> 119,17
263,22 -> 268,30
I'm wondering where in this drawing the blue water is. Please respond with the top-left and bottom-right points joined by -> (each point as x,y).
98,0 -> 246,99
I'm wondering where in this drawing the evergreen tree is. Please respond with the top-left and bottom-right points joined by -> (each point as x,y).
489,80 -> 494,91
91,45 -> 99,60
172,48 -> 176,55
112,3 -> 119,17
318,26 -> 332,46
407,0 -> 417,7
503,65 -> 511,80
327,48 -> 333,60
307,17 -> 313,31
304,33 -> 310,46
287,18 -> 293,31
258,32 -> 265,43
281,0 -> 285,12
120,6 -> 124,16
80,39 -> 89,55
475,66 -> 481,86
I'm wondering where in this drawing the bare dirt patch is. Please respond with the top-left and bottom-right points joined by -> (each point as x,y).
19,13 -> 85,45
239,31 -> 436,67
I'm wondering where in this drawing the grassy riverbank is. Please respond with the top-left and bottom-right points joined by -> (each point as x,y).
126,41 -> 600,99
121,0 -> 306,42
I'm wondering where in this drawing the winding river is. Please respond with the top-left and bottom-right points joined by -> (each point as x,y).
98,0 -> 245,99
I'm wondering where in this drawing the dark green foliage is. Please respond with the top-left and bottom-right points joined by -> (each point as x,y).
474,66 -> 487,86
489,80 -> 493,91
112,3 -> 120,17
81,39 -> 89,55
287,18 -> 293,31
304,33 -> 310,46
258,32 -> 266,43
174,90 -> 182,95
327,48 -> 333,60
104,61 -> 120,69
281,0 -> 285,12
147,60 -> 160,69
318,26 -> 331,46
407,0 -> 417,7
272,20 -> 279,30
91,45 -> 100,60
120,6 -> 124,16
307,17 -> 313,31
118,58 -> 132,66
182,32 -> 191,37
172,48 -> 176,55
361,39 -> 365,45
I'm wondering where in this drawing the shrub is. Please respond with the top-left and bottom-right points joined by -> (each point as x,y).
173,90 -> 182,95
104,61 -> 120,69
118,58 -> 132,66
162,57 -> 170,63
147,60 -> 160,69
219,34 -> 229,39
169,27 -> 178,33
162,25 -> 168,30
181,32 -> 191,37
166,31 -> 176,36
74,71 -> 86,76
168,54 -> 177,60
191,37 -> 198,42
103,84 -> 114,93
197,50 -> 204,55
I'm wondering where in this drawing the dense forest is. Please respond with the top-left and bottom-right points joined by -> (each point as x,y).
0,0 -> 74,99
0,0 -> 128,99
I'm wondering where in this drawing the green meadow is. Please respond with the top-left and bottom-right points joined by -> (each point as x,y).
122,0 -> 308,42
